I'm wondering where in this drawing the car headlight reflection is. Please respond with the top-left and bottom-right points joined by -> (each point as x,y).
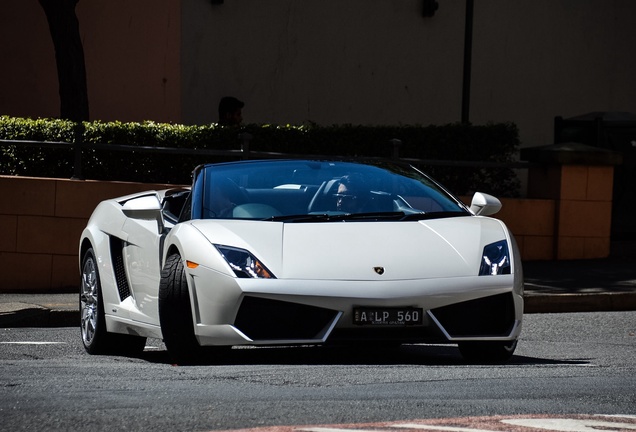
215,245 -> 275,279
479,240 -> 511,276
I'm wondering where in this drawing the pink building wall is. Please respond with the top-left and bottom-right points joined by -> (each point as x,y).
0,0 -> 181,123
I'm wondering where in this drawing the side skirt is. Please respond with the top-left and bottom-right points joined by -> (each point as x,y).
105,314 -> 163,339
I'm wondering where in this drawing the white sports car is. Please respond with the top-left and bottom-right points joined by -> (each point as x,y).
79,159 -> 523,363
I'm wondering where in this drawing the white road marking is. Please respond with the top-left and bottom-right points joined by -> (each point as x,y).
596,414 -> 636,420
299,416 -> 636,432
502,418 -> 636,431
393,423 -> 501,432
0,341 -> 64,345
300,428 -> 386,432
224,415 -> 636,432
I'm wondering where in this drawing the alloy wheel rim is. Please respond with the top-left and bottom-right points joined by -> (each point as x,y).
80,257 -> 98,346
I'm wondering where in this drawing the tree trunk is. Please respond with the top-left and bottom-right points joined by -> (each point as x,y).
39,0 -> 89,121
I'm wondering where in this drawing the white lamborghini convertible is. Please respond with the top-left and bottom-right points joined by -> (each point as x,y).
79,159 -> 523,363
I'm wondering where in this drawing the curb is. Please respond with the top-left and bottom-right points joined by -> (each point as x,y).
0,304 -> 78,328
524,292 -> 636,314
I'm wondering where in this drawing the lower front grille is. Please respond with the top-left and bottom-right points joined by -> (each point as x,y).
234,296 -> 339,341
429,292 -> 516,338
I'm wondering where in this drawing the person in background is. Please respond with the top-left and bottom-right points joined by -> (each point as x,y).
218,96 -> 244,126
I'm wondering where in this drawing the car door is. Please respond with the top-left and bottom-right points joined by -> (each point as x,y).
120,195 -> 166,325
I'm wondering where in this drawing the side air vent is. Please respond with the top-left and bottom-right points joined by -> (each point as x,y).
429,293 -> 515,338
109,236 -> 131,301
234,297 -> 339,341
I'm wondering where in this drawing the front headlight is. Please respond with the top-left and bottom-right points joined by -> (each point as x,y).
215,245 -> 275,279
479,240 -> 511,275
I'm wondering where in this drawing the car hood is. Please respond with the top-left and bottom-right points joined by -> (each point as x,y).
191,217 -> 510,281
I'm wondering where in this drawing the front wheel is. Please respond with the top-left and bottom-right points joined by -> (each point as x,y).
458,340 -> 518,364
159,253 -> 203,364
80,247 -> 146,355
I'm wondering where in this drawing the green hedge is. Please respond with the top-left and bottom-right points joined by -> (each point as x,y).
0,116 -> 520,197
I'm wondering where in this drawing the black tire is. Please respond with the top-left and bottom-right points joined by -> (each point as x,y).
80,248 -> 146,355
458,339 -> 518,364
159,253 -> 202,364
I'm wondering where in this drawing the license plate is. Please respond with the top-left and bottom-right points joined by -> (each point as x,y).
353,307 -> 423,326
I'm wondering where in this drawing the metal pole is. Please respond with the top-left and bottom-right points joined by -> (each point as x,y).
390,139 -> 402,160
71,122 -> 84,179
461,0 -> 474,124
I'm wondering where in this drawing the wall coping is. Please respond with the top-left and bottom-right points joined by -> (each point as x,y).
520,142 -> 623,166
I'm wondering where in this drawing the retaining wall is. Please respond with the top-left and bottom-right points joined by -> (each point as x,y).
0,176 -> 174,292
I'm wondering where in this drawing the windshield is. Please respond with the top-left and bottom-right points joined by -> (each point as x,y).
189,160 -> 469,222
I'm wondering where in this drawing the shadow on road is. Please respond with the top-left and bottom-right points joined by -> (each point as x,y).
134,342 -> 591,367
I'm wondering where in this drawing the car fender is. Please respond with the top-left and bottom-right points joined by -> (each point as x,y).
163,222 -> 234,278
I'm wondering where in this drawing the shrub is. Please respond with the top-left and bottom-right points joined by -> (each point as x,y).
0,116 -> 520,196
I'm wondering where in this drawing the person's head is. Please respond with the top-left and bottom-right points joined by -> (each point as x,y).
218,96 -> 244,125
335,174 -> 368,213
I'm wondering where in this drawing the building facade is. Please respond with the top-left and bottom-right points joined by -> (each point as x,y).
2,0 -> 635,152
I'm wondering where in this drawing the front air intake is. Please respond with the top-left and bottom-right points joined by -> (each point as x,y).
429,293 -> 515,338
234,296 -> 339,341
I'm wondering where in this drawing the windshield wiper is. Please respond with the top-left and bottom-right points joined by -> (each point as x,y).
399,211 -> 469,221
266,211 -> 469,223
268,212 -> 407,222
267,214 -> 333,222
328,211 -> 406,221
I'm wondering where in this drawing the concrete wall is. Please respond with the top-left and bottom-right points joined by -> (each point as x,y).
181,0 -> 636,149
181,0 -> 464,126
1,1 -> 635,151
0,0 -> 180,123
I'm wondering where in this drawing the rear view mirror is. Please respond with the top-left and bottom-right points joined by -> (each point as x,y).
122,194 -> 164,233
122,194 -> 162,219
470,192 -> 502,216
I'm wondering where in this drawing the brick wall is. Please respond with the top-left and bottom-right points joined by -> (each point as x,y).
523,143 -> 620,260
496,197 -> 557,261
0,176 -> 174,292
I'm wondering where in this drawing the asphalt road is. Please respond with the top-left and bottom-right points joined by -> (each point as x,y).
1,312 -> 635,432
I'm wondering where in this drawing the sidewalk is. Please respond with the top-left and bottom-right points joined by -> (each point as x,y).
522,239 -> 636,313
0,293 -> 78,328
1,240 -> 635,328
